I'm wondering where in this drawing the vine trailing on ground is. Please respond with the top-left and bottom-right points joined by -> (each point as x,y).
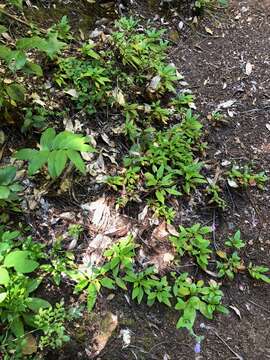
0,7 -> 269,359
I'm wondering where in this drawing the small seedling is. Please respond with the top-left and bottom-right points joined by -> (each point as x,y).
216,251 -> 245,280
225,230 -> 245,249
248,263 -> 270,284
227,166 -> 268,190
170,224 -> 212,269
16,128 -> 95,178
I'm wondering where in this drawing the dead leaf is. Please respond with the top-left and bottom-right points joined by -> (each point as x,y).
216,250 -> 227,259
82,197 -> 132,237
227,179 -> 239,188
88,312 -> 118,358
229,305 -> 242,319
22,335 -> 37,355
205,27 -> 213,35
64,88 -> 78,98
82,234 -> 113,268
217,99 -> 236,110
112,87 -> 125,106
152,221 -> 169,242
166,223 -> 179,237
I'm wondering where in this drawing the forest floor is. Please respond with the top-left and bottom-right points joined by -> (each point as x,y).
91,1 -> 270,359
1,0 -> 270,359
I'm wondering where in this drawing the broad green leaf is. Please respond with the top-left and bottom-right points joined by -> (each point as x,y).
67,149 -> 85,174
0,45 -> 12,61
55,150 -> 67,177
156,190 -> 165,204
166,188 -> 182,196
28,150 -> 49,175
23,62 -> 43,76
40,128 -> 56,150
27,297 -> 51,312
11,317 -> 24,337
6,83 -> 25,103
15,148 -> 37,161
157,165 -> 164,180
87,283 -> 97,312
0,166 -> 16,185
27,278 -> 42,293
17,35 -> 66,59
4,250 -> 39,273
2,230 -> 20,241
47,150 -> 58,178
0,267 -> 10,286
115,277 -> 127,290
0,186 -> 10,199
100,277 -> 115,290
7,51 -> 27,71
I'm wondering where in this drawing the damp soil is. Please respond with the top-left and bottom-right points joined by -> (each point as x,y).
5,0 -> 270,359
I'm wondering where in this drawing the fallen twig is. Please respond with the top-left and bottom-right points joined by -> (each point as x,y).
0,8 -> 46,33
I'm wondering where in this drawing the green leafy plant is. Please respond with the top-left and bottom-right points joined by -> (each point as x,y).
0,166 -> 22,206
248,263 -> 270,284
216,251 -> 244,280
0,230 -> 51,353
227,165 -> 268,190
148,101 -> 171,123
16,33 -> 66,60
34,300 -> 80,350
173,273 -> 228,333
205,182 -> 226,209
41,240 -> 75,285
225,230 -> 245,249
170,224 -> 212,269
48,16 -> 72,41
21,106 -> 51,133
15,128 -> 95,178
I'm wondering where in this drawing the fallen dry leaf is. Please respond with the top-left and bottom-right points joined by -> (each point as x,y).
88,312 -> 118,358
22,334 -> 37,355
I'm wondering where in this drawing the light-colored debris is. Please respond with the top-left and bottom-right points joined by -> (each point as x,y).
86,312 -> 118,358
119,328 -> 132,348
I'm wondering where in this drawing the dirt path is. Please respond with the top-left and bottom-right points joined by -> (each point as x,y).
92,2 -> 270,359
